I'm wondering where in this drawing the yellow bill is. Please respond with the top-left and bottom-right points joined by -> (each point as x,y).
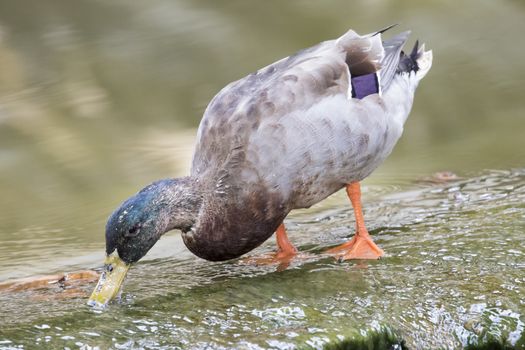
87,255 -> 130,308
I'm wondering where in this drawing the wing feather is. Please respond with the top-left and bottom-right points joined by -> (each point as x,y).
191,28 -> 411,185
191,40 -> 351,180
379,31 -> 410,90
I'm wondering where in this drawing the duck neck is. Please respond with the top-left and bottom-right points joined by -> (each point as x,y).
155,176 -> 203,234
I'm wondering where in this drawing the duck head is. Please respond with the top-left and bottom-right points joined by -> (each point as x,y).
88,177 -> 202,307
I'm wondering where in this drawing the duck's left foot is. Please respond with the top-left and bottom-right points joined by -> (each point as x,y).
240,223 -> 306,271
240,248 -> 298,271
327,232 -> 384,261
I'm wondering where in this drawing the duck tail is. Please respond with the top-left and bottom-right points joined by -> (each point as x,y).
397,40 -> 421,74
338,26 -> 432,92
380,32 -> 433,89
397,40 -> 433,81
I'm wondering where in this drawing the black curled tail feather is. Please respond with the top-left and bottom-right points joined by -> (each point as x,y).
397,40 -> 421,74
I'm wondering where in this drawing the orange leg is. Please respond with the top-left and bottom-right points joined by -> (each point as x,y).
275,223 -> 297,258
239,223 -> 299,271
326,182 -> 384,260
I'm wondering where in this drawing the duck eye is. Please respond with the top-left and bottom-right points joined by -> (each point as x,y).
128,224 -> 141,235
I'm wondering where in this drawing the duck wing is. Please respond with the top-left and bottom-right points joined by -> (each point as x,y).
191,39 -> 350,182
191,28 -> 409,191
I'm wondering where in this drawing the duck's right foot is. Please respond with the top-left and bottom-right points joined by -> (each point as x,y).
326,232 -> 384,261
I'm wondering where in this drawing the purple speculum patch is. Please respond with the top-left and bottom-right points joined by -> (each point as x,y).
351,73 -> 379,99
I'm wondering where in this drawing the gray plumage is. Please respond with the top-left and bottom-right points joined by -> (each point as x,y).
183,27 -> 432,260
105,27 -> 432,263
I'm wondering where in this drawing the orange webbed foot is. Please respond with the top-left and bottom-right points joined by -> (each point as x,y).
326,233 -> 384,261
340,233 -> 383,261
240,248 -> 299,272
240,223 -> 302,271
325,182 -> 385,261
325,234 -> 358,254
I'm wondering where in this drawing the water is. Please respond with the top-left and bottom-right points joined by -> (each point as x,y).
0,1 -> 524,349
1,169 -> 524,348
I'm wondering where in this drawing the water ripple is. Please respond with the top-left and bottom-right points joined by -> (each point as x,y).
1,169 -> 524,349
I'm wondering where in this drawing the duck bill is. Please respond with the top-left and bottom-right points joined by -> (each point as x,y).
87,255 -> 130,308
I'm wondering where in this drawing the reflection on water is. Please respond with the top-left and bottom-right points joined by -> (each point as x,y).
0,0 -> 524,349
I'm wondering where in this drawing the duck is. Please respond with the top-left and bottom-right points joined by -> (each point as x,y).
88,25 -> 432,307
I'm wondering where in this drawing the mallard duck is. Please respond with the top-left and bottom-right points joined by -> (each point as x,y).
88,26 -> 432,307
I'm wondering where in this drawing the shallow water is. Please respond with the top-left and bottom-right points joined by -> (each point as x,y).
1,169 -> 524,349
0,1 -> 525,349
